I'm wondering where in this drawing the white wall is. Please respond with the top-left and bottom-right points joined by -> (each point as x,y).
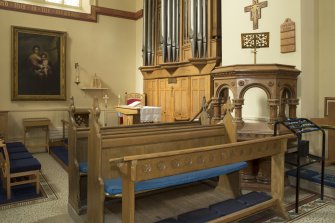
221,0 -> 301,67
318,0 -> 335,115
221,0 -> 321,120
0,2 -> 139,141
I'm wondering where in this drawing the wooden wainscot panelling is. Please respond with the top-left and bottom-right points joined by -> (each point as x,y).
0,0 -> 143,22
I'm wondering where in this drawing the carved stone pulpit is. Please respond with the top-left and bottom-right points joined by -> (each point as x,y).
211,64 -> 301,187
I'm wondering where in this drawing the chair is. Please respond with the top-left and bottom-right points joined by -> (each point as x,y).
0,141 -> 41,200
124,92 -> 146,106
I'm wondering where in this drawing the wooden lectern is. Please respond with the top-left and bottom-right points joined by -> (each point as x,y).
115,106 -> 141,126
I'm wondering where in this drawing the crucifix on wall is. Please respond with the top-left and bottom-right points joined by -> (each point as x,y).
244,0 -> 268,30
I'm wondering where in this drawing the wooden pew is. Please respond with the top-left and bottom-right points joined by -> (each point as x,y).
68,121 -> 203,214
86,99 -> 249,222
118,135 -> 291,223
68,99 -> 206,214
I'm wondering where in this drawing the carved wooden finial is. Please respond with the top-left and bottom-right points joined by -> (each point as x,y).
92,97 -> 101,121
223,97 -> 235,114
69,96 -> 75,113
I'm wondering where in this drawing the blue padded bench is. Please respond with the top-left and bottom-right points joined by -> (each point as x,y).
104,162 -> 247,196
5,142 -> 25,148
7,146 -> 28,154
0,142 -> 41,200
10,158 -> 41,173
9,152 -> 33,160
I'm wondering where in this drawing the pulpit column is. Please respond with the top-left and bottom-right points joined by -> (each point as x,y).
212,97 -> 221,122
268,99 -> 279,124
278,98 -> 288,120
288,99 -> 299,118
233,98 -> 244,127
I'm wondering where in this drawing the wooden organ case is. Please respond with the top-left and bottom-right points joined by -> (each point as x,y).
140,0 -> 222,122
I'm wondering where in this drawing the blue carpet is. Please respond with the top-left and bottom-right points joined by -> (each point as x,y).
0,178 -> 42,204
50,146 -> 68,166
286,168 -> 335,188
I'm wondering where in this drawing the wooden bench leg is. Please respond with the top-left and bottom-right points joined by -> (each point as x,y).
36,172 -> 40,194
122,175 -> 135,223
216,171 -> 241,198
271,147 -> 290,220
6,177 -> 11,200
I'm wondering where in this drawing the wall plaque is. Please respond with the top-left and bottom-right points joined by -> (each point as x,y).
280,18 -> 296,53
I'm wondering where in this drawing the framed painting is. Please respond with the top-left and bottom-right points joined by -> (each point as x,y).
11,26 -> 67,100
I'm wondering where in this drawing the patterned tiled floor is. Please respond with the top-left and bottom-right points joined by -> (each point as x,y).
0,153 -> 74,223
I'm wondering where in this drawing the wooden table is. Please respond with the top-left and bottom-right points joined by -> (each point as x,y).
0,111 -> 8,140
23,118 -> 50,153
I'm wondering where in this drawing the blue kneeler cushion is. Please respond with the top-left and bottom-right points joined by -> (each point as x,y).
155,218 -> 182,223
286,168 -> 335,188
50,146 -> 69,166
104,162 -> 248,196
237,191 -> 272,207
178,208 -> 221,223
209,199 -> 247,215
156,192 -> 272,223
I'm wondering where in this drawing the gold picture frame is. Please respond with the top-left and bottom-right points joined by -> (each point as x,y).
11,26 -> 67,100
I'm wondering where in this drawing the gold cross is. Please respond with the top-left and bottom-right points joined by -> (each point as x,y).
244,0 -> 268,30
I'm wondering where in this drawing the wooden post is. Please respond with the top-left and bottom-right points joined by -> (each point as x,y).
122,163 -> 136,223
271,139 -> 289,220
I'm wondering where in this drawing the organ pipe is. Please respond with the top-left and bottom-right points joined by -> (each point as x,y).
147,0 -> 152,65
143,0 -> 208,65
190,0 -> 207,58
143,0 -> 157,66
142,0 -> 148,65
190,0 -> 196,58
161,0 -> 167,62
202,0 -> 207,57
176,0 -> 180,61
